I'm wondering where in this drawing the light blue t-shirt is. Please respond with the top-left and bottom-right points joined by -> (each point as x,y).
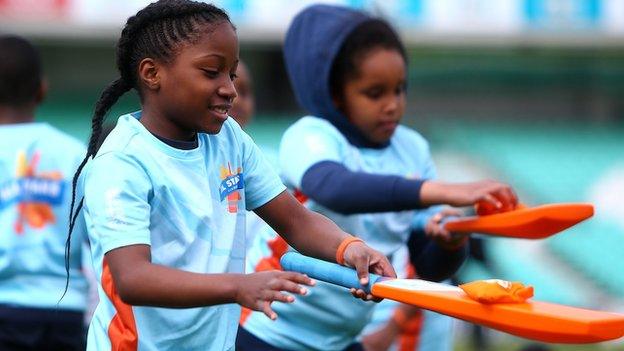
0,122 -> 87,311
83,114 -> 284,351
243,116 -> 442,351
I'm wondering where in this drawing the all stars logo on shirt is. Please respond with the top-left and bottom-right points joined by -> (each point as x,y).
219,162 -> 244,213
0,150 -> 65,234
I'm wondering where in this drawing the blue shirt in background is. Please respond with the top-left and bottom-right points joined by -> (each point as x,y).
0,122 -> 87,311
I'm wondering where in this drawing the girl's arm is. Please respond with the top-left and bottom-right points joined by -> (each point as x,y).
254,191 -> 397,289
300,161 -> 517,214
105,244 -> 314,320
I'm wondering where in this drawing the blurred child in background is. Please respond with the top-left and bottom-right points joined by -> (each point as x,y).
230,60 -> 255,128
0,35 -> 87,351
238,5 -> 517,351
230,60 -> 277,249
65,1 -> 394,350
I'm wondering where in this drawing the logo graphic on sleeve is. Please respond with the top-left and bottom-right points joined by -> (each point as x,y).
0,151 -> 65,234
219,162 -> 244,213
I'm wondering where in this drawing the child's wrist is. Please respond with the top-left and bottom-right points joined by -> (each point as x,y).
230,274 -> 246,305
420,181 -> 447,206
336,236 -> 364,265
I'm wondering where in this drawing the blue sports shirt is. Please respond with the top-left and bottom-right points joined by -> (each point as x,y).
83,113 -> 284,351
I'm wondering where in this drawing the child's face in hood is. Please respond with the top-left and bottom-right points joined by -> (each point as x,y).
336,48 -> 406,144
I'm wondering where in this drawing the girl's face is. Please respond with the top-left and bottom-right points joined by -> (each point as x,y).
147,21 -> 239,138
337,48 -> 406,144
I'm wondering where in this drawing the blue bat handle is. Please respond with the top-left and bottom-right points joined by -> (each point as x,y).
280,252 -> 384,294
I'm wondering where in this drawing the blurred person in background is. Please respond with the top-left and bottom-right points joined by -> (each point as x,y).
229,60 -> 276,250
0,35 -> 88,350
230,60 -> 255,128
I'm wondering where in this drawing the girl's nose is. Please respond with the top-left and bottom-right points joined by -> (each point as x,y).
218,77 -> 237,100
384,95 -> 400,115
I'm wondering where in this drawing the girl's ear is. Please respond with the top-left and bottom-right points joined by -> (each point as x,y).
138,58 -> 161,91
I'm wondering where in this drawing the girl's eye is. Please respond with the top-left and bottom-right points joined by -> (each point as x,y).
202,69 -> 219,79
395,84 -> 406,95
230,73 -> 238,81
364,88 -> 383,100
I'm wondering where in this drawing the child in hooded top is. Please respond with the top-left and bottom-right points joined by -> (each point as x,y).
0,35 -> 88,350
238,5 -> 517,351
65,1 -> 394,350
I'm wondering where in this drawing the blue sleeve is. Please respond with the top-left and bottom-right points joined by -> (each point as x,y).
406,229 -> 468,282
238,127 -> 286,210
300,161 -> 426,214
279,118 -> 344,189
83,152 -> 152,254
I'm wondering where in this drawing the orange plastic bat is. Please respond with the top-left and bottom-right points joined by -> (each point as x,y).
444,203 -> 594,239
372,279 -> 624,343
281,252 -> 624,344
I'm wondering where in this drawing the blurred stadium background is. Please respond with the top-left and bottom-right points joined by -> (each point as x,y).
2,0 -> 623,350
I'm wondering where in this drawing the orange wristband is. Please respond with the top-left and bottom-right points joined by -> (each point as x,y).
335,236 -> 364,265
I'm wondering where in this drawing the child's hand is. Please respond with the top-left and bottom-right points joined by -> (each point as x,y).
343,242 -> 397,301
236,271 -> 315,320
421,180 -> 518,210
425,208 -> 469,250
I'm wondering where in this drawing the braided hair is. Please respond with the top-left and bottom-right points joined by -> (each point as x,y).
62,0 -> 232,300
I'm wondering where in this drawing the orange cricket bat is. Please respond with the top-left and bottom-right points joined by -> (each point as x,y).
443,203 -> 594,239
281,252 -> 624,343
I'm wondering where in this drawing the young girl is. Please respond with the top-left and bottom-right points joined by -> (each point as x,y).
237,4 -> 517,351
65,1 -> 394,350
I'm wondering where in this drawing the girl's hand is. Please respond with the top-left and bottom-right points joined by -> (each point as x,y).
421,180 -> 518,211
235,271 -> 315,320
342,242 -> 396,301
425,208 -> 469,250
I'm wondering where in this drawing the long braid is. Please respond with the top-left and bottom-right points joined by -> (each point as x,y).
61,79 -> 130,301
61,0 -> 231,302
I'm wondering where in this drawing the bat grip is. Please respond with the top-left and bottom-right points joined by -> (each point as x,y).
280,252 -> 383,294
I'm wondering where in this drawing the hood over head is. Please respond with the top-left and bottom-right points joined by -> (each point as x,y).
283,4 -> 389,149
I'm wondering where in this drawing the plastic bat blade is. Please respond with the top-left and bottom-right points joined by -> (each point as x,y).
444,203 -> 594,239
372,279 -> 624,343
